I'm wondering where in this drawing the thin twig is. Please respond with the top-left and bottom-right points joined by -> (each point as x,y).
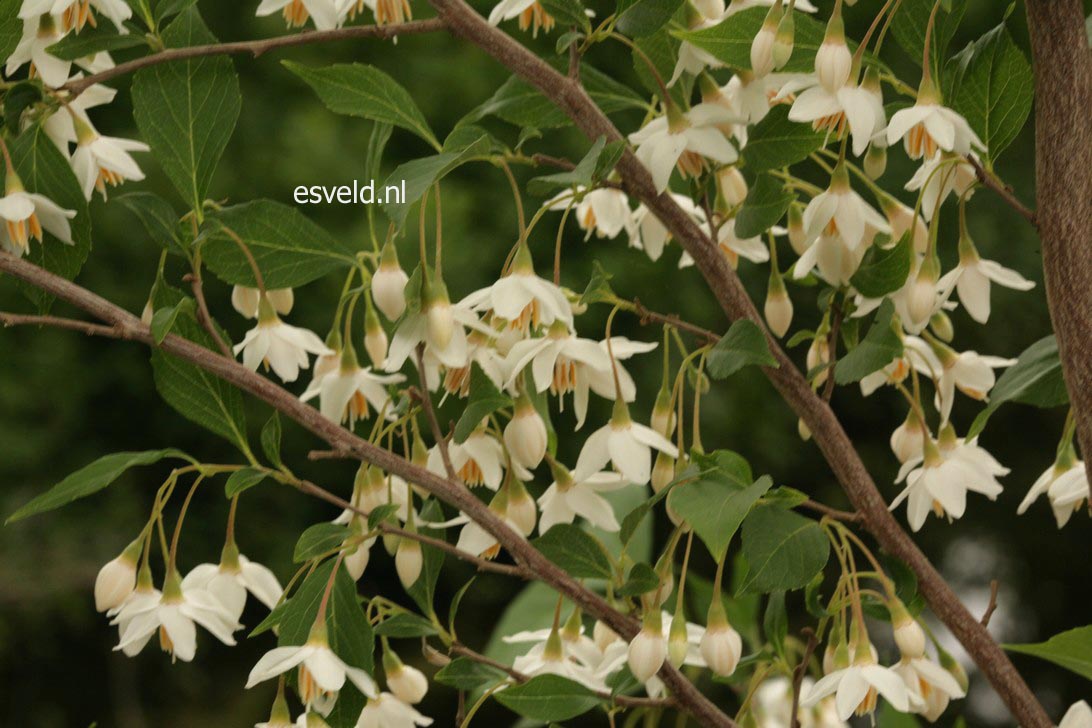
412,346 -> 457,481
182,273 -> 232,357
789,628 -> 818,728
967,156 -> 1037,227
630,298 -> 719,344
0,311 -> 122,338
62,20 -> 447,97
981,579 -> 1000,628
822,302 -> 844,402
801,499 -> 861,523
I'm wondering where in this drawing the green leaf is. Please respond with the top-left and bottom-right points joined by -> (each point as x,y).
878,702 -> 923,727
283,61 -> 440,150
150,297 -> 194,344
580,260 -> 617,306
741,105 -> 827,173
739,506 -> 829,594
891,0 -> 966,73
46,23 -> 147,59
4,82 -> 42,132
616,562 -> 661,597
850,232 -> 913,298
435,657 -> 508,691
834,299 -> 903,385
149,278 -> 250,454
116,192 -> 185,256
763,591 -> 788,660
454,364 -> 514,443
616,0 -> 684,38
224,467 -> 268,498
540,0 -> 590,31
7,449 -> 189,523
294,523 -> 352,563
669,463 -> 772,558
947,22 -> 1033,162
260,413 -> 284,468
367,503 -> 400,530
405,500 -> 446,617
448,577 -> 476,638
374,612 -> 439,638
967,336 -> 1068,438
527,136 -> 624,196
0,0 -> 23,62
155,0 -> 198,23
1005,626 -> 1092,681
707,319 -> 778,379
131,8 -> 241,211
382,133 -> 493,228
10,124 -> 92,313
203,200 -> 356,288
495,675 -> 600,721
735,174 -> 794,239
674,7 -> 827,73
532,523 -> 613,580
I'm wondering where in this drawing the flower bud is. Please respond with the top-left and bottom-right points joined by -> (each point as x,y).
787,204 -> 807,256
668,610 -> 690,668
424,277 -> 454,351
231,285 -> 261,319
750,20 -> 777,78
798,417 -> 812,442
628,614 -> 667,682
889,599 -> 925,659
890,411 -> 926,463
364,300 -> 388,368
652,452 -> 676,493
864,144 -> 887,179
345,539 -> 372,581
385,651 -> 429,704
807,335 -> 830,387
908,259 -> 940,328
593,620 -> 620,652
930,311 -> 954,342
504,395 -> 548,469
94,541 -> 141,612
815,19 -> 851,92
506,480 -> 538,536
395,537 -> 423,588
716,167 -> 749,211
772,12 -> 795,70
372,242 -> 409,320
764,273 -> 793,337
140,299 -> 154,326
700,620 -> 743,677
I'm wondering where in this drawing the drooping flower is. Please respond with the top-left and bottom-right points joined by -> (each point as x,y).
5,15 -> 71,88
504,392 -> 548,470
937,233 -> 1034,324
301,346 -> 404,426
355,692 -> 434,728
256,0 -> 345,30
235,301 -> 333,384
70,116 -> 151,200
22,0 -> 133,33
545,186 -> 633,240
538,459 -> 629,534
94,540 -> 141,612
232,285 -> 295,319
1059,701 -> 1092,728
461,243 -> 572,334
629,193 -> 707,261
372,242 -> 410,321
795,164 -> 889,254
893,656 -> 966,722
575,401 -> 679,486
509,623 -> 610,690
487,0 -> 555,36
0,169 -> 76,256
628,103 -> 740,193
802,648 -> 910,720
345,0 -> 412,26
427,429 -> 507,490
887,85 -> 984,160
181,550 -> 283,623
41,75 -> 116,151
904,153 -> 978,221
1018,453 -> 1088,528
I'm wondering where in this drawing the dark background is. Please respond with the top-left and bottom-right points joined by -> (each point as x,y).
1,1 -> 1088,726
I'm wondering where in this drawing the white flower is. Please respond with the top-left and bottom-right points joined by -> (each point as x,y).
814,34 -> 852,92
355,693 -> 433,728
181,554 -> 283,623
1060,701 -> 1092,728
679,220 -> 775,270
538,462 -> 629,534
41,75 -> 116,151
546,186 -> 633,240
232,285 -> 295,319
346,0 -> 413,26
94,548 -> 138,612
504,394 -> 548,469
888,98 -> 984,160
700,621 -> 743,677
893,657 -> 965,722
461,245 -> 572,333
928,344 -> 1014,423
581,337 -> 658,412
385,659 -> 428,704
802,654 -> 910,721
796,172 -> 890,253
235,314 -> 333,383
629,104 -> 740,193
71,123 -> 151,200
510,628 -> 610,690
891,435 -> 1007,532
1018,459 -> 1088,528
23,0 -> 133,33
427,430 -> 507,489
372,243 -> 409,320
0,178 -> 75,256
575,405 -> 679,485
453,512 -> 523,560
629,193 -> 706,261
246,637 -> 379,711
256,0 -> 345,30
387,297 -> 489,372
793,232 -> 870,285
937,251 -> 1034,324
301,358 -> 404,426
113,578 -> 241,662
670,30 -> 725,85
5,15 -> 71,88
627,624 -> 667,683
905,153 -> 977,221
487,0 -> 556,36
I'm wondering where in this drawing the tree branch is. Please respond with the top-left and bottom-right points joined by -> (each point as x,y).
62,19 -> 447,97
421,1 -> 1050,723
1026,0 -> 1092,509
0,251 -> 734,728
967,155 -> 1037,227
0,311 -> 123,338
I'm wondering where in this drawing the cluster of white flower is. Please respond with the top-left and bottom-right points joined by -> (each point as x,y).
256,0 -> 412,30
1,1 -> 150,259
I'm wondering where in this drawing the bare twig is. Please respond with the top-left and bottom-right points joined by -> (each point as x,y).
800,499 -> 861,523
62,19 -> 447,97
789,628 -> 818,728
981,580 -> 1000,628
967,156 -> 1037,227
182,273 -> 232,357
308,449 -> 355,461
0,311 -> 122,338
630,298 -> 719,344
413,346 -> 457,481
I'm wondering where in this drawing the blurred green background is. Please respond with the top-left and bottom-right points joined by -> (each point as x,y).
1,1 -> 1088,726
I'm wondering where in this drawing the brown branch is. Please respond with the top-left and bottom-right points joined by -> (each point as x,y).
789,628 -> 818,728
1026,0 -> 1092,510
422,1 -> 1050,724
308,449 -> 355,461
967,155 -> 1037,227
182,273 -> 232,357
630,298 -> 718,344
61,19 -> 447,97
800,499 -> 861,523
980,580 -> 1000,628
0,311 -> 122,338
0,251 -> 722,725
449,643 -> 676,709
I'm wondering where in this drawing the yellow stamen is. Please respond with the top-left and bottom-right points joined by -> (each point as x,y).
517,2 -> 554,36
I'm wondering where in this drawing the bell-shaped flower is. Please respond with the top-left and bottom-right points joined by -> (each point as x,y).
754,676 -> 848,728
582,337 -> 658,413
893,656 -> 965,722
1018,453 -> 1088,528
802,647 -> 910,721
937,233 -> 1034,324
487,0 -> 556,36
905,153 -> 978,221
346,0 -> 413,26
256,0 -> 345,30
387,282 -> 488,372
629,193 -> 707,261
1059,701 -> 1092,728
629,103 -> 741,193
232,285 -> 295,319
575,401 -> 679,485
510,624 -> 610,691
0,170 -> 75,256
25,0 -> 133,33
546,186 -> 633,240
301,345 -> 404,426
94,540 -> 141,612
181,548 -> 283,623
887,85 -> 984,160
921,338 -> 1014,422
679,220 -> 776,270
5,15 -> 71,88
427,429 -> 507,490
538,459 -> 629,534
796,165 -> 889,253
70,116 -> 151,200
355,692 -> 433,728
461,243 -> 572,334
235,300 -> 333,383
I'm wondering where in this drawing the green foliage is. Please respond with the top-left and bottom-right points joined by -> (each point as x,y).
527,136 -> 625,196
616,0 -> 685,38
495,675 -> 600,721
116,192 -> 186,256
454,364 -> 514,443
382,133 -> 493,228
707,319 -> 778,379
834,299 -> 903,385
223,467 -> 268,498
890,0 -> 966,74
850,232 -> 913,299
373,612 -> 439,638
7,449 -> 190,523
150,297 -> 193,343
741,106 -> 827,173
616,562 -> 660,596
1005,626 -> 1092,681
0,0 -> 23,61
673,7 -> 826,73
294,523 -> 351,562
132,8 -> 241,212
435,657 -> 508,690
735,174 -> 794,239
668,453 -> 772,558
532,523 -> 613,579
739,506 -> 829,594
967,336 -> 1068,438
47,24 -> 147,60
260,413 -> 283,468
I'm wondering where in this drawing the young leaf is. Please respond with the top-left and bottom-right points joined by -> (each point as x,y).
294,523 -> 352,563
435,657 -> 508,691
46,23 -> 147,60
616,562 -> 661,597
454,364 -> 514,443
967,336 -> 1068,438
616,0 -> 685,38
532,523 -> 613,580
739,506 -> 830,594
735,174 -> 794,239
202,200 -> 356,288
833,299 -> 903,385
707,319 -> 779,379
116,192 -> 185,256
260,413 -> 284,468
150,297 -> 194,344
673,7 -> 827,73
224,468 -> 268,498
668,471 -> 773,558
131,7 -> 241,212
283,61 -> 440,150
741,106 -> 827,173
850,232 -> 913,298
7,449 -> 190,523
374,612 -> 439,638
527,136 -> 621,196
382,134 -> 493,228
494,675 -> 600,721
580,260 -> 617,306
1005,626 -> 1092,681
